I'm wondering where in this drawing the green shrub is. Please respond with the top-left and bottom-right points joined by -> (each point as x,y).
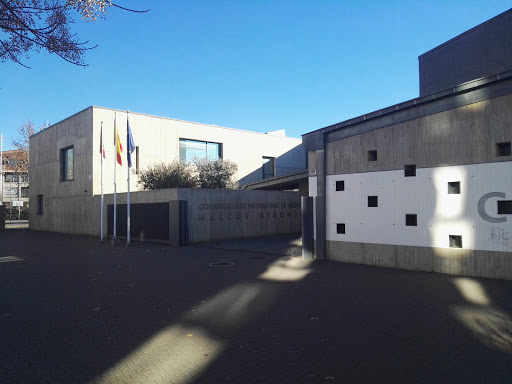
137,160 -> 198,190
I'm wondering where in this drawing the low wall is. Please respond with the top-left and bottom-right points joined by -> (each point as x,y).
177,189 -> 301,243
29,189 -> 301,244
327,241 -> 512,280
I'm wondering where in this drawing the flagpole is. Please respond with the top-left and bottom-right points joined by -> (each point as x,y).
100,121 -> 104,242
127,111 -> 131,246
113,112 -> 117,245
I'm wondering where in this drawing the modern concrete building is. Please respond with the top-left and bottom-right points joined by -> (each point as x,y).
1,149 -> 30,217
29,106 -> 306,234
303,9 -> 512,279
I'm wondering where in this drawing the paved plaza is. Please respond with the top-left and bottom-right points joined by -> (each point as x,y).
1,229 -> 511,383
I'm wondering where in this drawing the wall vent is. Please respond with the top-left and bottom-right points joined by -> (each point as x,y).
497,142 -> 511,157
448,181 -> 461,194
406,214 -> 417,226
404,164 -> 416,177
498,200 -> 512,214
449,235 -> 463,248
368,150 -> 377,161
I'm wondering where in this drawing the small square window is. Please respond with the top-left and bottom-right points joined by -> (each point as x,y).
498,200 -> 512,214
336,223 -> 345,234
368,150 -> 377,162
404,164 -> 416,177
449,235 -> 462,248
448,181 -> 461,194
368,196 -> 378,207
496,142 -> 511,157
335,180 -> 344,191
405,214 -> 417,226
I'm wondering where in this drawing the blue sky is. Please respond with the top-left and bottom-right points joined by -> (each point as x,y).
1,1 -> 510,150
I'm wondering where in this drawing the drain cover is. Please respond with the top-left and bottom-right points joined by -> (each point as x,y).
209,262 -> 235,267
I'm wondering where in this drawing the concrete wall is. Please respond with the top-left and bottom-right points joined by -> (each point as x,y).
326,94 -> 512,175
419,9 -> 512,96
91,107 -> 305,194
29,108 -> 94,205
178,188 -> 301,242
29,188 -> 301,243
327,241 -> 512,280
310,93 -> 512,279
29,107 -> 305,213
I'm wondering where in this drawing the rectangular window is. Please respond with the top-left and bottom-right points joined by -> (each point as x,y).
368,150 -> 377,162
368,196 -> 378,207
336,223 -> 346,234
262,157 -> 275,179
498,200 -> 512,214
5,174 -> 13,182
179,139 -> 222,162
136,146 -> 140,174
449,235 -> 462,248
404,164 -> 416,177
448,181 -> 461,194
335,180 -> 345,191
21,187 -> 29,198
60,146 -> 74,181
12,174 -> 19,182
496,142 -> 511,157
37,195 -> 43,215
405,214 -> 417,226
5,187 -> 17,198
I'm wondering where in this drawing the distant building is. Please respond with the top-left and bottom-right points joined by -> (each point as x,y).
1,149 -> 30,215
303,9 -> 512,279
29,106 -> 306,233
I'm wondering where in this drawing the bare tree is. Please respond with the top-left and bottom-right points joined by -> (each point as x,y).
0,0 -> 149,67
10,119 -> 36,175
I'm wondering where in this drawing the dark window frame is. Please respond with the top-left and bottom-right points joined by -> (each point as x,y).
178,138 -> 223,162
336,223 -> 346,234
335,180 -> 345,191
368,150 -> 377,162
262,156 -> 275,179
60,146 -> 74,181
37,194 -> 43,215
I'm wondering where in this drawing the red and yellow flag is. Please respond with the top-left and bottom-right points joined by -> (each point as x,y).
114,115 -> 123,166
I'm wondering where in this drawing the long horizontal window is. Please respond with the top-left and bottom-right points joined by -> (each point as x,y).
179,139 -> 222,162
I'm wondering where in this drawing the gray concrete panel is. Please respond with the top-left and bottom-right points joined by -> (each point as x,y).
327,93 -> 512,175
327,240 -> 512,280
419,9 -> 512,96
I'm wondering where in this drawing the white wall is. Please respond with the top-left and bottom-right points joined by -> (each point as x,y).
91,107 -> 305,196
326,161 -> 512,252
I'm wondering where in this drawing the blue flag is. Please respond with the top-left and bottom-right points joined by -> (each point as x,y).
127,118 -> 136,168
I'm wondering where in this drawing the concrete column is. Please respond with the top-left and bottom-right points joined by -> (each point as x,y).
301,196 -> 314,260
315,149 -> 326,260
